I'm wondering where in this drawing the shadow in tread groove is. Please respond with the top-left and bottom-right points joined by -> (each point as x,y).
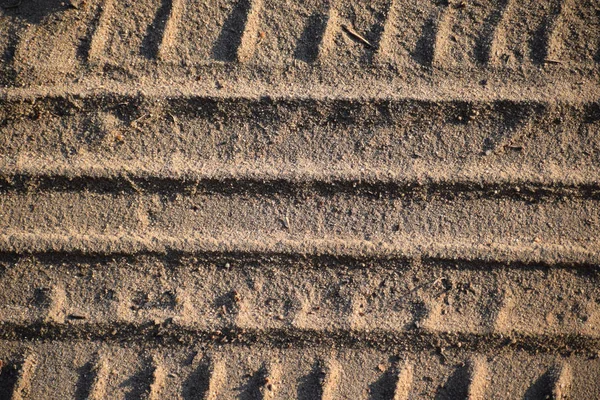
369,370 -> 398,400
0,361 -> 20,400
212,0 -> 256,62
83,0 -> 115,64
184,356 -> 226,400
141,0 -> 176,60
474,0 -> 510,64
183,362 -> 211,399
236,365 -> 270,400
530,0 -> 562,65
524,370 -> 555,400
434,363 -> 470,400
74,360 -> 95,400
524,364 -> 572,400
121,362 -> 154,400
7,354 -> 37,400
297,361 -> 326,400
412,17 -> 439,66
0,0 -> 69,23
0,26 -> 19,85
368,359 -> 412,400
295,13 -> 330,63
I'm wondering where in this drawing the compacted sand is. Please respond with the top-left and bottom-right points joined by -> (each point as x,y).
0,0 -> 599,398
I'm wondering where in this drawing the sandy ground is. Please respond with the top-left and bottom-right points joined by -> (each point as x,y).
0,0 -> 599,398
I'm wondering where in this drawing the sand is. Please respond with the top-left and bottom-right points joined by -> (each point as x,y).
0,0 -> 599,398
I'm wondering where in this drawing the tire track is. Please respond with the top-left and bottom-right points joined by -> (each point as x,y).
10,354 -> 37,400
1,256 -> 598,340
156,0 -> 184,60
1,2 -> 599,397
2,343 -> 596,399
0,324 -> 598,356
465,357 -> 488,400
202,356 -> 227,400
489,0 -> 572,66
551,362 -> 573,400
0,182 -> 597,266
86,0 -> 115,64
147,357 -> 166,400
0,0 -> 597,83
2,172 -> 599,201
2,95 -> 599,201
1,233 -> 598,267
85,354 -> 109,400
213,0 -> 263,62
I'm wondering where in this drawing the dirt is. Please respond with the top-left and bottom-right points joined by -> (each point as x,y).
0,0 -> 600,398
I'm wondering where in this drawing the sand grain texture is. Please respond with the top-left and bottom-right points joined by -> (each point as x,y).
0,0 -> 599,398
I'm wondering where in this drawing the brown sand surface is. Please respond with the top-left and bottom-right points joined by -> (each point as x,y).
0,0 -> 600,398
